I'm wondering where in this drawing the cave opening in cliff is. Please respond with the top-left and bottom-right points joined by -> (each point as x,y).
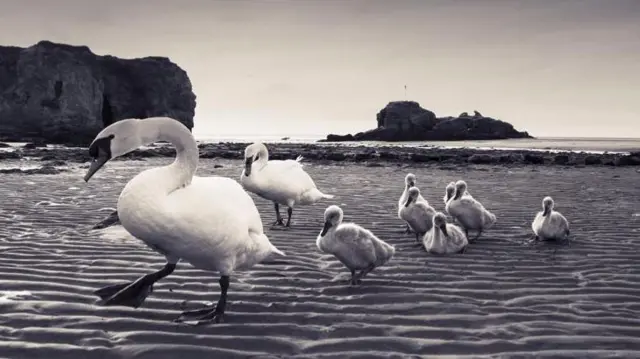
101,95 -> 114,128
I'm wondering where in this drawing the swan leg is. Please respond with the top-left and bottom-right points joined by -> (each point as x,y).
471,230 -> 483,242
356,263 -> 376,280
271,203 -> 285,226
176,275 -> 230,325
349,270 -> 361,286
403,224 -> 413,234
285,207 -> 293,227
94,262 -> 176,308
91,210 -> 120,230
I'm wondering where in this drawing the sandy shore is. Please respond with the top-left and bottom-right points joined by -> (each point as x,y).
1,158 -> 640,358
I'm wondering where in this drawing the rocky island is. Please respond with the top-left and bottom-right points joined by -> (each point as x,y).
323,101 -> 532,142
0,40 -> 196,145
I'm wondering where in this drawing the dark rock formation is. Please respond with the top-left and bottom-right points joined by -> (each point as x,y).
0,41 -> 196,145
323,101 -> 532,142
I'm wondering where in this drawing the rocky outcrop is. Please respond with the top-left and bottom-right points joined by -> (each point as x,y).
324,101 -> 532,142
0,41 -> 196,145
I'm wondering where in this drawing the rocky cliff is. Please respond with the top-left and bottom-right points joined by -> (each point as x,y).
324,101 -> 532,142
0,41 -> 196,145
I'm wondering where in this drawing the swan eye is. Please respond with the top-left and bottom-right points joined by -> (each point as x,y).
255,154 -> 260,161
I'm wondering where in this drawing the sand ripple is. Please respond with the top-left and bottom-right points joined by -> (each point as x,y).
0,159 -> 639,358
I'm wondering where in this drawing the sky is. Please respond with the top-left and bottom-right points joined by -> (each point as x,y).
0,0 -> 638,139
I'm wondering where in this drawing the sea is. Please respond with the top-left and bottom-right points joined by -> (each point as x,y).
195,135 -> 640,155
2,136 -> 639,155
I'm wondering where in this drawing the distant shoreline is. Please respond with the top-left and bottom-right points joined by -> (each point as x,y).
191,136 -> 640,155
1,140 -> 639,170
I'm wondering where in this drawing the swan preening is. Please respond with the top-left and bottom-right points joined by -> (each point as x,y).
445,180 -> 496,242
398,173 -> 427,233
316,205 -> 395,285
399,187 -> 436,243
240,142 -> 334,227
84,117 -> 284,324
532,196 -> 570,241
423,212 -> 469,254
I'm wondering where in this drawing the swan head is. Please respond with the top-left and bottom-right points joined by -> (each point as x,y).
404,173 -> 417,188
404,186 -> 421,207
542,196 -> 554,216
84,119 -> 143,182
243,142 -> 268,176
433,212 -> 448,236
445,181 -> 455,201
454,180 -> 467,200
320,205 -> 343,236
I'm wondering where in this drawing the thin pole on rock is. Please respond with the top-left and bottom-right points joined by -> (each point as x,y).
404,84 -> 407,100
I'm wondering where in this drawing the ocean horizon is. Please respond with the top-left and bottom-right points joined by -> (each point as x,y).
193,135 -> 640,155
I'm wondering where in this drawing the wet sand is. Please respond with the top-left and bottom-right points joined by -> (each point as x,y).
1,159 -> 639,358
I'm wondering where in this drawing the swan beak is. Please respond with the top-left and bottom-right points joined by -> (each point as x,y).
408,181 -> 415,188
244,157 -> 253,176
404,198 -> 412,207
320,221 -> 332,236
542,207 -> 550,217
84,154 -> 110,182
446,192 -> 452,201
439,223 -> 449,237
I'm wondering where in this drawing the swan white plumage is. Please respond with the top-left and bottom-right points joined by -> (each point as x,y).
422,212 -> 469,254
316,205 -> 395,285
399,187 -> 437,244
83,117 -> 284,324
443,181 -> 456,207
398,173 -> 427,233
445,180 -> 496,242
240,142 -> 334,227
531,196 -> 570,241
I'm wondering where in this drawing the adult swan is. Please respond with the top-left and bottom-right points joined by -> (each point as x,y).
83,117 -> 285,324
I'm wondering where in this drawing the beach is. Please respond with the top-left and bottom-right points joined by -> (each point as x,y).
1,157 -> 640,358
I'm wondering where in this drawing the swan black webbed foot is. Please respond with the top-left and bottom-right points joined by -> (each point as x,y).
175,276 -> 229,325
94,262 -> 176,308
271,203 -> 286,227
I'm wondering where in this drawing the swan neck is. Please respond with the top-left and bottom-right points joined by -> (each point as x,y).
140,118 -> 199,187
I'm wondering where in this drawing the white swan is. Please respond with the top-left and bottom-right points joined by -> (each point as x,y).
398,173 -> 427,233
316,205 -> 395,285
445,180 -> 496,242
240,142 -> 334,228
83,117 -> 284,324
443,181 -> 456,207
399,187 -> 437,244
531,196 -> 570,241
423,212 -> 469,254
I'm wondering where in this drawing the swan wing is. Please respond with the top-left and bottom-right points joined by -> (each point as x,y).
331,224 -> 378,269
138,176 -> 265,267
257,160 -> 318,198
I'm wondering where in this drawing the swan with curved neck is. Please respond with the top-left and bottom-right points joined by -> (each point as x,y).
84,117 -> 284,324
240,142 -> 334,228
399,186 -> 436,244
398,173 -> 427,234
423,212 -> 468,254
316,205 -> 395,285
531,196 -> 570,241
445,180 -> 496,242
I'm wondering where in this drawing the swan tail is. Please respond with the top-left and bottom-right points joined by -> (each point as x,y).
301,188 -> 334,204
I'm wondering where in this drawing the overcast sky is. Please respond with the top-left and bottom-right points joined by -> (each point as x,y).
1,0 -> 638,139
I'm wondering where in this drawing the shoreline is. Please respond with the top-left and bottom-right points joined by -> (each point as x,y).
1,141 -> 639,168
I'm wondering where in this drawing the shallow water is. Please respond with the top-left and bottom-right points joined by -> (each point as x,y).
0,159 -> 639,358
